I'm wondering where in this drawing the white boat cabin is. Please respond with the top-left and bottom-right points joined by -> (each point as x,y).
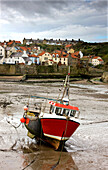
49,101 -> 79,118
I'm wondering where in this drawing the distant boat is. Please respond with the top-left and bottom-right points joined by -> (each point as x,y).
20,67 -> 80,150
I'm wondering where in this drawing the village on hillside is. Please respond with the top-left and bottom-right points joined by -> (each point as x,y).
0,38 -> 104,68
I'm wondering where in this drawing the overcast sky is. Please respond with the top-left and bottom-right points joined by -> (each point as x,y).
0,0 -> 108,42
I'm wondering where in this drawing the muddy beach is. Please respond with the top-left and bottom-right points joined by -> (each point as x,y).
0,80 -> 108,170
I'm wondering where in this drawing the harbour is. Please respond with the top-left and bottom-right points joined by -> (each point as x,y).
0,80 -> 108,169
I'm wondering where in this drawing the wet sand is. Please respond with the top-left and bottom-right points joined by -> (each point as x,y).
0,81 -> 108,170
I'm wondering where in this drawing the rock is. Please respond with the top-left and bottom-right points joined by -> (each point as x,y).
101,72 -> 108,83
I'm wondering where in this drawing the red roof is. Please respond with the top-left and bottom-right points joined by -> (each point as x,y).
60,54 -> 69,58
7,41 -> 13,45
17,50 -> 22,53
15,41 -> 21,44
93,56 -> 100,59
71,55 -> 78,59
98,59 -> 103,61
54,50 -> 67,56
52,53 -> 59,56
74,51 -> 79,55
20,47 -> 28,51
28,54 -> 38,58
0,42 -> 4,46
65,44 -> 72,48
7,41 -> 21,45
49,101 -> 79,111
27,47 -> 31,50
38,51 -> 51,56
70,51 -> 80,59
38,51 -> 46,56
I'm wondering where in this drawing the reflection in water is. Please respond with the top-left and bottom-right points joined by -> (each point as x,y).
22,145 -> 78,170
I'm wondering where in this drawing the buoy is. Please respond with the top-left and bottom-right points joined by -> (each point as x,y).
20,117 -> 26,123
26,118 -> 30,124
24,106 -> 28,111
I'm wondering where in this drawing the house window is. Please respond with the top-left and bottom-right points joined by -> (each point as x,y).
44,57 -> 48,60
64,58 -> 65,61
56,54 -> 59,57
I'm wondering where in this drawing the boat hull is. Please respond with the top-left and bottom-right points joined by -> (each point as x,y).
24,117 -> 80,150
25,118 -> 42,137
40,118 -> 80,141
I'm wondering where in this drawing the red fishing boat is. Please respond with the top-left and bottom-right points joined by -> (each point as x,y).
20,69 -> 80,150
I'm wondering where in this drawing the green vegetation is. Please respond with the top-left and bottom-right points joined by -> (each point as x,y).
74,42 -> 108,63
38,44 -> 64,52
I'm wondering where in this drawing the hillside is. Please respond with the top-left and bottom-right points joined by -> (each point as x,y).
73,42 -> 108,63
20,41 -> 108,63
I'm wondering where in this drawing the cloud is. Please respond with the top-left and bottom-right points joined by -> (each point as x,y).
1,24 -> 107,42
0,0 -> 107,42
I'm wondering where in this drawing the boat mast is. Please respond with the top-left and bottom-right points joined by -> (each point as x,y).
61,66 -> 70,104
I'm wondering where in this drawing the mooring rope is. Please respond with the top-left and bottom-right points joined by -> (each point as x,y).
6,119 -> 21,129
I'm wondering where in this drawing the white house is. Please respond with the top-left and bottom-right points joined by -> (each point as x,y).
52,51 -> 69,66
5,51 -> 32,65
0,45 -> 5,57
0,46 -> 5,64
38,51 -> 52,65
52,53 -> 60,64
92,56 -> 104,66
79,51 -> 83,58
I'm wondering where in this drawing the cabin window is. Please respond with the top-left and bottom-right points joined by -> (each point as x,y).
70,110 -> 76,117
50,105 -> 55,114
55,107 -> 62,115
63,109 -> 69,116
